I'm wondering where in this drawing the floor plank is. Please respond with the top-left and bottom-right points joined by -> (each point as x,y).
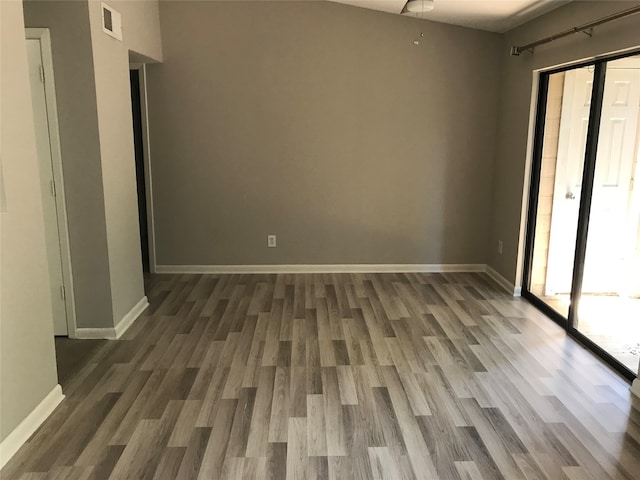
2,272 -> 639,479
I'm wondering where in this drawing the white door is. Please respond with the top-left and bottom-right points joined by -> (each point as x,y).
582,63 -> 640,293
26,38 -> 68,335
545,68 -> 592,295
545,62 -> 640,295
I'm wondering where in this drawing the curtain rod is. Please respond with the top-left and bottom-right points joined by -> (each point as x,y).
510,4 -> 640,56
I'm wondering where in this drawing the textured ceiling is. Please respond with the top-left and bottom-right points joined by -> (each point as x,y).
331,0 -> 571,33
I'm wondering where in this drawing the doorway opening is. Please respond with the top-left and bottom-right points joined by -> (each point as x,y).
130,68 -> 150,276
524,51 -> 640,379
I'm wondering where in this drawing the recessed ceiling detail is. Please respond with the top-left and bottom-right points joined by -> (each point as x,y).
405,0 -> 435,14
331,0 -> 571,33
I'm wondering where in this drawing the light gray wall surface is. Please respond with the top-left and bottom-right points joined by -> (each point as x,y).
112,0 -> 163,62
86,0 -> 162,323
0,0 -> 59,441
488,1 -> 640,285
23,0 -> 114,329
87,0 -> 147,325
147,0 -> 502,266
24,0 -> 163,328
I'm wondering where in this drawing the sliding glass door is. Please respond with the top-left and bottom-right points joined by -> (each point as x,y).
528,67 -> 594,320
524,52 -> 640,380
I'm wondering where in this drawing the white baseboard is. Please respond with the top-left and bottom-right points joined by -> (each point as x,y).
75,296 -> 148,340
114,296 -> 148,339
0,384 -> 64,469
151,264 -> 524,297
632,378 -> 640,398
155,264 -> 487,275
485,265 -> 520,297
75,327 -> 117,340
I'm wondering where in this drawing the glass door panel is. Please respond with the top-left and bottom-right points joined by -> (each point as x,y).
529,67 -> 594,318
575,55 -> 640,373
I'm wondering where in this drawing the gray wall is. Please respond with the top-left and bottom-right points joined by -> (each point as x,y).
488,1 -> 640,285
147,1 -> 502,266
86,0 -> 156,325
85,0 -> 161,324
0,0 -> 59,441
23,0 -> 163,328
112,0 -> 163,62
23,0 -> 114,329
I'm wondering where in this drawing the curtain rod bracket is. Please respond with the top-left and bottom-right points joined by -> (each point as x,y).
510,46 -> 534,56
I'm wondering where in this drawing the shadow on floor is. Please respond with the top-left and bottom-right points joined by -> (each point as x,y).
54,337 -> 107,386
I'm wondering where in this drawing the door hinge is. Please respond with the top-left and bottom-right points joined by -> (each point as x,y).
50,179 -> 56,197
60,285 -> 66,300
39,64 -> 45,84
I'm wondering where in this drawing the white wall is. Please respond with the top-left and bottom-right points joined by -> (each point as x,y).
0,0 -> 59,441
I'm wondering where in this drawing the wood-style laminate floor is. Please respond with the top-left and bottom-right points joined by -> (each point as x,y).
542,294 -> 640,373
54,337 -> 108,386
3,272 -> 640,479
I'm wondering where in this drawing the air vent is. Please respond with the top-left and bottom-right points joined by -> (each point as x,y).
101,3 -> 122,41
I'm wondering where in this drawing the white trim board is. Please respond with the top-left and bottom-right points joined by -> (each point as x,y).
0,385 -> 64,469
75,296 -> 148,340
155,264 -> 487,275
74,327 -> 117,340
155,263 -> 524,297
485,265 -> 521,297
138,65 -> 157,274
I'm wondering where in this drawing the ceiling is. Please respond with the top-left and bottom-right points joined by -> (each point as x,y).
331,0 -> 571,33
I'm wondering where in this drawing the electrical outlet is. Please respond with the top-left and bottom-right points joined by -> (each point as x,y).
498,240 -> 503,255
268,235 -> 277,248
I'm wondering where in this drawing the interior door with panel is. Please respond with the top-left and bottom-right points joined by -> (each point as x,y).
545,67 -> 592,296
574,55 -> 640,372
26,38 -> 68,335
528,69 -> 593,318
581,57 -> 640,294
